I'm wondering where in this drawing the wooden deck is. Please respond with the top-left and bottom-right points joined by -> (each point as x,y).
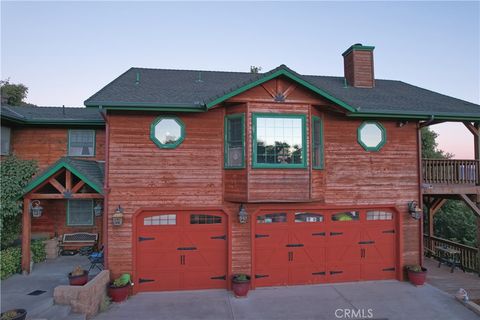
424,257 -> 480,300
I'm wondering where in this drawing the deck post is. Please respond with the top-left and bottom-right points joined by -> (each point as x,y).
21,198 -> 31,274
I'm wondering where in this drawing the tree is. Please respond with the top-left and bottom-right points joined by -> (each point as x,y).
250,66 -> 262,74
421,127 -> 453,159
0,79 -> 28,106
0,156 -> 37,248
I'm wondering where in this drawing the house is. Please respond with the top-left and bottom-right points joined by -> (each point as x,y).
2,44 -> 479,293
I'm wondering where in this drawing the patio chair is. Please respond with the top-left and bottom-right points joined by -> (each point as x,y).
88,246 -> 104,272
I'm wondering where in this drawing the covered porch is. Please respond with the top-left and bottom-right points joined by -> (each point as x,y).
21,157 -> 105,273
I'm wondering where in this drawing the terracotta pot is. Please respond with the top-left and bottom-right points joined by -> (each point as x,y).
407,267 -> 427,286
1,309 -> 27,320
68,270 -> 89,286
108,284 -> 130,302
232,275 -> 251,298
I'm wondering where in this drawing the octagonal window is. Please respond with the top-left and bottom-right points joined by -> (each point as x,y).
150,117 -> 185,148
357,121 -> 386,151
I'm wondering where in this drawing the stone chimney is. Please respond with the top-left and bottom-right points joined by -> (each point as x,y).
342,43 -> 375,88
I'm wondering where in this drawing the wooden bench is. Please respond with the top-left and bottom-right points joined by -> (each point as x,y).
58,233 -> 98,253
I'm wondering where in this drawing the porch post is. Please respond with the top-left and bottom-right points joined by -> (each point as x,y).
21,198 -> 31,274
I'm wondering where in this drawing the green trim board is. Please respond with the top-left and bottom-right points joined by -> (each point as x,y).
342,44 -> 375,57
150,116 -> 186,149
96,106 -> 205,112
251,113 -> 307,169
85,101 -> 206,110
311,116 -> 324,169
347,111 -> 480,121
205,68 -> 357,113
68,129 -> 96,157
23,160 -> 104,196
224,113 -> 245,169
357,121 -> 387,152
67,199 -> 94,226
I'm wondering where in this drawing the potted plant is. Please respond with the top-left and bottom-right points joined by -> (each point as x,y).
1,309 -> 27,320
68,266 -> 89,286
108,274 -> 132,302
232,274 -> 251,298
406,265 -> 427,286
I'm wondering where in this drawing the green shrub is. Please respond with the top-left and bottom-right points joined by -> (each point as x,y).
31,240 -> 46,263
0,246 -> 21,279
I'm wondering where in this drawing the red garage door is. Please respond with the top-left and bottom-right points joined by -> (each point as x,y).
254,209 -> 396,287
136,211 -> 227,292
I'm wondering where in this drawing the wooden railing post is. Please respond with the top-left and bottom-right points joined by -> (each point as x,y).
21,198 -> 31,274
422,159 -> 480,185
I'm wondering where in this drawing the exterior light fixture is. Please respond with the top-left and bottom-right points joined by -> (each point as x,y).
30,200 -> 43,218
408,201 -> 422,220
238,204 -> 248,224
93,201 -> 103,217
112,205 -> 124,226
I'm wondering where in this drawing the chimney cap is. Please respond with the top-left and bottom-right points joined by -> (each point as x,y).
342,44 -> 375,57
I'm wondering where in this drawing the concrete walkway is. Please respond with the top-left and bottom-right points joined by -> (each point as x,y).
1,255 -> 97,317
94,280 -> 479,320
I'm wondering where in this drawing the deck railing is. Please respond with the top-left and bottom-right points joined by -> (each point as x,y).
423,234 -> 479,273
422,159 -> 479,185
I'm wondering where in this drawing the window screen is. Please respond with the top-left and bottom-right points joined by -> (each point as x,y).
67,200 -> 93,226
69,130 -> 95,156
225,114 -> 244,168
1,126 -> 11,155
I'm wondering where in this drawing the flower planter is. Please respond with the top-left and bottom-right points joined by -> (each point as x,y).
108,284 -> 130,302
232,275 -> 251,298
407,267 -> 427,286
68,270 -> 89,286
0,309 -> 27,320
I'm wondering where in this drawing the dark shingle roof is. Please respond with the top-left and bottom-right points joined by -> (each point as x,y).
84,65 -> 480,120
1,105 -> 104,124
23,157 -> 105,196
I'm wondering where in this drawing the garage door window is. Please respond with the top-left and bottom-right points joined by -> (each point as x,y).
257,213 -> 287,224
332,211 -> 359,221
295,212 -> 323,223
190,214 -> 222,224
144,214 -> 176,225
366,211 -> 393,221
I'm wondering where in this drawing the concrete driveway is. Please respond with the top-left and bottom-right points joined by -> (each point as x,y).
94,280 -> 478,320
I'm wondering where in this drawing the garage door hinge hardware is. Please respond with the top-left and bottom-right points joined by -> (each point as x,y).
358,240 -> 375,245
312,232 -> 326,236
330,271 -> 343,275
382,267 -> 396,272
210,275 -> 226,280
138,237 -> 155,242
255,234 -> 269,238
139,278 -> 155,283
177,247 -> 197,251
255,274 -> 269,279
382,230 -> 395,234
286,244 -> 304,247
330,232 -> 343,236
312,272 -> 326,275
210,235 -> 227,240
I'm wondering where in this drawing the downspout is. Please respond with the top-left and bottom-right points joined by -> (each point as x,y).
100,107 -> 109,269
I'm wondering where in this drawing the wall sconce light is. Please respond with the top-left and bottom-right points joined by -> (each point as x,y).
30,200 -> 43,218
112,205 -> 124,226
238,204 -> 248,224
93,201 -> 103,217
408,201 -> 422,220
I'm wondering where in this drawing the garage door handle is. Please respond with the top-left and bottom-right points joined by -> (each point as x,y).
255,274 -> 269,279
330,271 -> 343,275
139,278 -> 155,283
138,237 -> 155,242
312,272 -> 326,275
286,244 -> 304,247
358,241 -> 375,245
210,275 -> 226,280
330,232 -> 343,236
383,229 -> 395,234
255,234 -> 269,238
312,232 -> 326,236
211,235 -> 227,240
177,247 -> 197,251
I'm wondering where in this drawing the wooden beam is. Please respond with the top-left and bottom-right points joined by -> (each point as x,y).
71,181 -> 85,193
48,178 -> 66,193
65,170 -> 72,191
459,194 -> 480,218
260,84 -> 276,98
282,84 -> 297,99
21,198 -> 31,274
463,122 -> 479,136
29,169 -> 65,194
431,198 -> 447,215
30,193 -> 103,199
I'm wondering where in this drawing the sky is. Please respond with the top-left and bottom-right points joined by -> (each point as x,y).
1,1 -> 479,158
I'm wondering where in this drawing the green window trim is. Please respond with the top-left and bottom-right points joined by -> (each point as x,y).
68,129 -> 96,157
67,199 -> 94,227
357,121 -> 386,152
224,113 -> 245,169
150,116 -> 185,149
312,116 -> 324,169
252,113 -> 307,169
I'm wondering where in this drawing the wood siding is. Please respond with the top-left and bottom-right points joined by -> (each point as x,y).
11,127 -> 105,170
344,50 -> 375,88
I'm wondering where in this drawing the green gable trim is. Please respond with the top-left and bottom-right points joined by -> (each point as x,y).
85,101 -> 206,111
205,69 -> 357,113
23,161 -> 103,196
342,44 -> 375,57
357,121 -> 386,152
224,113 -> 246,169
97,106 -> 205,113
348,111 -> 480,121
